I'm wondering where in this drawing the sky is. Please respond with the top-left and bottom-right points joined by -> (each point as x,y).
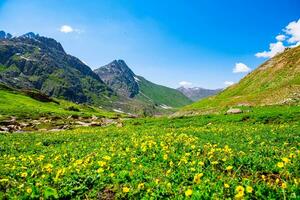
0,0 -> 299,89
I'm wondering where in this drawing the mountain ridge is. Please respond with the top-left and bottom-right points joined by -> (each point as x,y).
177,86 -> 222,101
178,46 -> 300,115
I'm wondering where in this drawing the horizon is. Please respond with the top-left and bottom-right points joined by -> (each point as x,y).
0,0 -> 299,89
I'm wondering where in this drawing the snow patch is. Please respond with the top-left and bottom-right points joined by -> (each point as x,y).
113,109 -> 125,113
134,76 -> 140,82
160,104 -> 172,109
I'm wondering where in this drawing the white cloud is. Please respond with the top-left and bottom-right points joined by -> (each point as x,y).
290,41 -> 300,48
284,19 -> 300,44
224,81 -> 234,87
255,41 -> 285,58
233,62 -> 251,73
276,34 -> 286,41
60,25 -> 74,33
179,81 -> 193,88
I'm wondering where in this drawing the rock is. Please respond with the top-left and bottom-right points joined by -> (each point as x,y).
116,123 -> 123,128
226,108 -> 243,114
91,115 -> 98,120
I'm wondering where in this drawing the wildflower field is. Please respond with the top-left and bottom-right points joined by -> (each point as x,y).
0,106 -> 299,199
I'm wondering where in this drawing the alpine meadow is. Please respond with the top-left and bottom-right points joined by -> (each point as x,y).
0,1 -> 299,199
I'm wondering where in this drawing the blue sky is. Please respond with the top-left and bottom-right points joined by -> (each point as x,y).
0,0 -> 299,89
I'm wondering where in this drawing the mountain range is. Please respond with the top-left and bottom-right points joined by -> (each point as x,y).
0,31 -> 193,115
177,86 -> 222,101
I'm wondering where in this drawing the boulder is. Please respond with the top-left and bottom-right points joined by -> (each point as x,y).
226,108 -> 243,114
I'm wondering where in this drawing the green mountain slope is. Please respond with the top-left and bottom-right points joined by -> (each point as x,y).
0,84 -> 116,120
136,76 -> 192,108
180,46 -> 300,114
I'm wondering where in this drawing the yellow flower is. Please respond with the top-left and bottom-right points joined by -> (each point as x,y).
185,189 -> 193,197
235,185 -> 244,198
282,157 -> 290,164
98,161 -> 107,167
211,161 -> 218,165
26,187 -> 32,194
277,162 -> 284,168
123,187 -> 130,193
130,158 -> 137,163
43,164 -> 53,173
235,192 -> 244,199
155,179 -> 160,184
138,183 -> 144,189
224,183 -> 230,188
246,186 -> 253,193
163,154 -> 168,160
198,161 -> 204,166
97,168 -> 104,173
226,166 -> 233,171
193,173 -> 204,184
37,155 -> 45,161
103,156 -> 111,161
281,182 -> 287,189
236,185 -> 244,193
21,172 -> 28,178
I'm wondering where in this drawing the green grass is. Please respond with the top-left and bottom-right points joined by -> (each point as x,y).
0,88 -> 118,120
0,105 -> 299,199
136,76 -> 192,108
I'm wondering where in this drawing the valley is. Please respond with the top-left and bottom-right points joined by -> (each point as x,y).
0,18 -> 300,199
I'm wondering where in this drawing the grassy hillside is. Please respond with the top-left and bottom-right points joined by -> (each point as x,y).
136,76 -> 192,108
0,105 -> 299,199
180,46 -> 300,114
0,84 -> 118,120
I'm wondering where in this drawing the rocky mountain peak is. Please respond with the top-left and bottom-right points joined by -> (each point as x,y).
94,60 -> 139,98
20,32 -> 39,39
0,31 -> 12,39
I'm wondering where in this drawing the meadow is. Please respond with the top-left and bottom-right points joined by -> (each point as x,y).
0,106 -> 299,199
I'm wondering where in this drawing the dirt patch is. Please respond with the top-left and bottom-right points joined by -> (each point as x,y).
97,188 -> 115,200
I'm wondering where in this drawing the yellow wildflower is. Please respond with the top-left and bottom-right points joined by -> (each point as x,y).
199,161 -> 204,166
282,157 -> 289,164
138,183 -> 145,189
185,189 -> 193,197
123,187 -> 130,193
21,172 -> 28,178
277,162 -> 284,168
226,166 -> 233,171
224,183 -> 230,188
211,161 -> 218,165
98,161 -> 107,167
103,156 -> 111,161
246,186 -> 253,193
281,182 -> 287,189
97,168 -> 104,173
235,185 -> 244,199
193,173 -> 204,184
163,154 -> 168,160
26,187 -> 32,194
